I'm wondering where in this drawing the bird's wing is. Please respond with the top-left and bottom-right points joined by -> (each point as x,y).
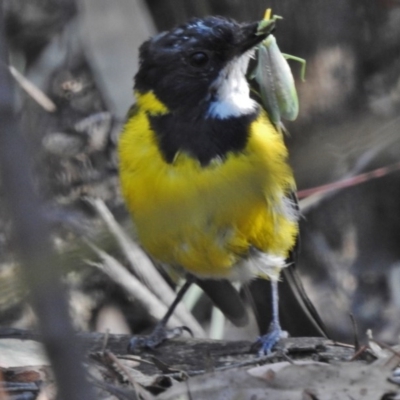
248,190 -> 328,337
196,190 -> 328,337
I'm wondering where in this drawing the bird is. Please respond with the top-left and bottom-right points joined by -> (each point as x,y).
118,15 -> 327,354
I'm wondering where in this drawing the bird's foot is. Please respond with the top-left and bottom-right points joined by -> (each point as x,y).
254,322 -> 288,356
127,324 -> 193,353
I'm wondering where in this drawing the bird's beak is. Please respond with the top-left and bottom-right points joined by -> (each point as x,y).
235,20 -> 275,55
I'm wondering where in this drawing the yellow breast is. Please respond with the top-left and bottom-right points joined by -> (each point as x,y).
118,92 -> 298,278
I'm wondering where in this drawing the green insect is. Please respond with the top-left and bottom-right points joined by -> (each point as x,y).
252,9 -> 306,127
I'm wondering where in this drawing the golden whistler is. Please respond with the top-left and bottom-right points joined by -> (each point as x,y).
118,15 -> 326,354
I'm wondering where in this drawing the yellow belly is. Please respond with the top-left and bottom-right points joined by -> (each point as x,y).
118,103 -> 297,278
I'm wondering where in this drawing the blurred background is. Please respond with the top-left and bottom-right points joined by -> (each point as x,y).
1,0 -> 400,345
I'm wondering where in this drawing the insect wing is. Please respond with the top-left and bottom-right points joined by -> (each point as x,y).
256,42 -> 281,125
256,36 -> 299,123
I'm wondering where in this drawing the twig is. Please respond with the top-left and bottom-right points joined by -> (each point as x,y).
117,355 -> 156,366
8,65 -> 56,112
95,350 -> 155,400
349,313 -> 360,352
299,114 -> 400,212
349,345 -> 370,361
85,240 -> 183,327
104,350 -> 141,393
298,161 -> 400,200
370,339 -> 400,367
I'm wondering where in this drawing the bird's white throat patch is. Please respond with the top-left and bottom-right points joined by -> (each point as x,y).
207,52 -> 256,119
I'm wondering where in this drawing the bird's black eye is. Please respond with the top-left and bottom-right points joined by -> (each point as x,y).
189,52 -> 209,68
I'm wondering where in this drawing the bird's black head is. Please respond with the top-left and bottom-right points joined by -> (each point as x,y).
135,16 -> 274,118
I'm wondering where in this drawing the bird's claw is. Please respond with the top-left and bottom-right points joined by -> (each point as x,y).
128,324 -> 193,353
253,322 -> 288,356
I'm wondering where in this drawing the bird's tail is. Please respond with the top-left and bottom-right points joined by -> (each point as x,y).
197,265 -> 328,338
